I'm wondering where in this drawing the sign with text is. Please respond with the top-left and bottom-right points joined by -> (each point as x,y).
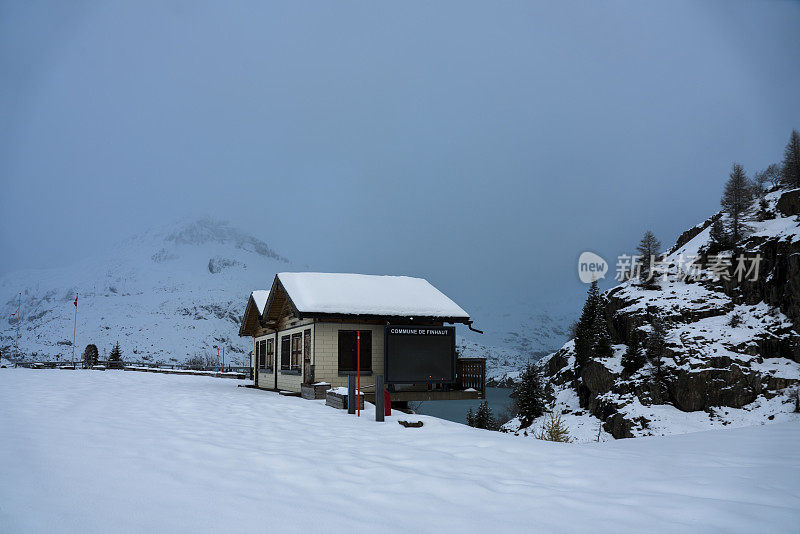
384,325 -> 456,384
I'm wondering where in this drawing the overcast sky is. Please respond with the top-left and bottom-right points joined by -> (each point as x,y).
2,1 -> 799,312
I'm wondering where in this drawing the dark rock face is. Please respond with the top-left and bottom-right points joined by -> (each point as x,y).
669,366 -> 761,412
737,236 -> 800,336
581,360 -> 617,395
776,189 -> 800,217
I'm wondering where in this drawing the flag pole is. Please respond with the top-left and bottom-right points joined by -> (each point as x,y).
72,294 -> 78,367
357,330 -> 361,417
15,293 -> 20,360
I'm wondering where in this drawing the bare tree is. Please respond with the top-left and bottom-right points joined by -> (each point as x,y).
753,164 -> 780,196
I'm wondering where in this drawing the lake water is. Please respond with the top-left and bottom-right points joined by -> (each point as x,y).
413,387 -> 514,425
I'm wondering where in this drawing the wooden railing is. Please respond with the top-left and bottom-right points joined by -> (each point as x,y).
456,358 -> 486,392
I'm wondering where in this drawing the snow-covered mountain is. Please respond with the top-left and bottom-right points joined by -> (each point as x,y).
506,187 -> 800,441
1,218 -> 292,366
1,218 -> 572,371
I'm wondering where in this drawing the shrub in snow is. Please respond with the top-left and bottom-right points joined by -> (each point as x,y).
512,363 -> 545,429
727,312 -> 743,328
536,412 -> 573,443
84,344 -> 99,367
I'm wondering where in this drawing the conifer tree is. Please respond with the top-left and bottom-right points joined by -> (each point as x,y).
592,297 -> 613,359
646,318 -> 668,378
781,129 -> 800,188
721,163 -> 752,243
108,341 -> 123,369
513,363 -> 545,429
621,329 -> 645,375
636,231 -> 662,283
109,342 -> 122,361
574,280 -> 600,371
466,407 -> 475,427
473,401 -> 498,430
708,217 -> 730,254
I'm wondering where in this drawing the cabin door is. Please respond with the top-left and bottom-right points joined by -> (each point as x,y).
303,329 -> 312,383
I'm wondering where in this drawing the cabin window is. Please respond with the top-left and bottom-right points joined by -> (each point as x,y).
291,333 -> 302,370
266,338 -> 274,371
258,339 -> 267,369
255,340 -> 260,368
281,335 -> 291,370
338,330 -> 372,373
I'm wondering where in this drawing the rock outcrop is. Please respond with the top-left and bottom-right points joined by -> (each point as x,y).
539,187 -> 800,439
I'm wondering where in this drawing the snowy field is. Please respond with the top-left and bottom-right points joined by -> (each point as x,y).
1,369 -> 799,533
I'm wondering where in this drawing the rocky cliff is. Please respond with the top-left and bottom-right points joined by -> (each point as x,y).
523,187 -> 800,440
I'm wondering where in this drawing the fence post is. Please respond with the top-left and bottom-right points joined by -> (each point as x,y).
375,374 -> 384,422
347,374 -> 356,415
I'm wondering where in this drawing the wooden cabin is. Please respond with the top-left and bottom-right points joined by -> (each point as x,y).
238,272 -> 485,401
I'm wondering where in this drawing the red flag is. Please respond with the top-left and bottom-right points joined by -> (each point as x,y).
74,294 -> 78,307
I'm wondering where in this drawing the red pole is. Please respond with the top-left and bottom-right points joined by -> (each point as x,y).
357,330 -> 361,417
222,346 -> 225,372
217,348 -> 219,374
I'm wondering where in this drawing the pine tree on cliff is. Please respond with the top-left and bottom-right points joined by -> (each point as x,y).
708,217 -> 730,254
636,231 -> 661,283
646,318 -> 668,378
592,296 -> 613,359
513,363 -> 545,429
621,329 -> 645,375
574,280 -> 600,371
721,163 -> 752,243
781,129 -> 800,188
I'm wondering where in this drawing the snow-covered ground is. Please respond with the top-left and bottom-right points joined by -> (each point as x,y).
2,369 -> 799,533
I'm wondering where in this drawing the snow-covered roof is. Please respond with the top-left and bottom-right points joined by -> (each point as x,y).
275,272 -> 470,320
250,290 -> 269,315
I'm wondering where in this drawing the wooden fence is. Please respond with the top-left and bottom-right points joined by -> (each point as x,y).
9,360 -> 252,379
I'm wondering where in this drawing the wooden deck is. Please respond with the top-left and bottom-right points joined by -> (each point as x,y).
365,389 -> 484,402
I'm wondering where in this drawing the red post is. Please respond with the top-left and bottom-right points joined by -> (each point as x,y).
222,346 -> 225,372
217,348 -> 219,374
357,330 -> 361,417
